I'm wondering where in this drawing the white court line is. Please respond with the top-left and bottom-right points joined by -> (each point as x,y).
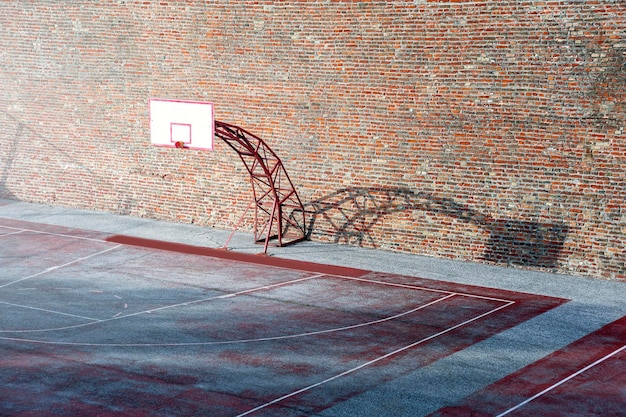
100,273 -> 328,322
0,245 -> 122,289
0,273 -> 326,334
0,270 -> 512,338
0,230 -> 26,238
0,292 -> 459,346
235,300 -> 516,417
0,226 -> 524,415
341,275 -> 514,304
0,273 -> 518,415
495,343 -> 626,417
0,224 -> 110,243
0,301 -> 99,322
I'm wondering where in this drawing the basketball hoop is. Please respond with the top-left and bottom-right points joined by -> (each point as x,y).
149,98 -> 306,253
149,98 -> 214,150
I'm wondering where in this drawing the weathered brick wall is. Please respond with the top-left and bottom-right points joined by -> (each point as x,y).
1,1 -> 624,280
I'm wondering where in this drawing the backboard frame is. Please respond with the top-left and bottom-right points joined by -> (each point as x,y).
149,98 -> 215,150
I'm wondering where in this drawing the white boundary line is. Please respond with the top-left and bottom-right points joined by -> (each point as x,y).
0,224 -> 111,243
341,275 -> 513,303
0,301 -> 100,322
0,274 -> 326,334
0,238 -> 520,416
0,272 -> 515,335
0,298 -> 519,416
0,292 -> 460,346
236,300 -> 516,417
495,343 -> 626,417
0,224 -> 110,242
0,229 -> 26,238
0,245 -> 122,290
0,224 -> 515,304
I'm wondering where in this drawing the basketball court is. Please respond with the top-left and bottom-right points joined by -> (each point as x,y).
0,205 -> 624,416
0,98 -> 624,417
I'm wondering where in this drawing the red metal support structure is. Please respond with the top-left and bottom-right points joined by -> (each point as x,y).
214,120 -> 307,253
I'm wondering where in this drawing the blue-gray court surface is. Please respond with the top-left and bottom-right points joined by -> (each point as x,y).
0,198 -> 624,416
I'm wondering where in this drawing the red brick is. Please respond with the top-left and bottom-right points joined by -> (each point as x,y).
0,1 -> 623,280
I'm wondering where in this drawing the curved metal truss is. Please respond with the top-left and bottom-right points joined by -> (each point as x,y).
214,120 -> 307,253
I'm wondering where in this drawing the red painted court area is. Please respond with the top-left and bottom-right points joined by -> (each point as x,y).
430,316 -> 626,417
0,218 -> 567,416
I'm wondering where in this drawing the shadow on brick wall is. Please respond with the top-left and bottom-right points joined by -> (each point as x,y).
304,187 -> 569,269
0,110 -> 103,206
0,185 -> 13,200
0,178 -> 13,199
0,112 -> 22,200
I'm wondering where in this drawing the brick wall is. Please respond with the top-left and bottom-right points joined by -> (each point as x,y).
0,1 -> 624,280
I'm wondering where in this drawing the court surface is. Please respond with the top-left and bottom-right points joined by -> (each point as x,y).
429,316 -> 625,417
0,200 -> 625,416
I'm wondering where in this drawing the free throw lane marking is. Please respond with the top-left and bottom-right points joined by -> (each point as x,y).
235,300 -> 515,417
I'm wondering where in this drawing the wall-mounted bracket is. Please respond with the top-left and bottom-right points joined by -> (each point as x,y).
214,121 -> 307,253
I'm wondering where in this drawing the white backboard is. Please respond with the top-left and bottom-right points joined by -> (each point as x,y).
149,98 -> 214,150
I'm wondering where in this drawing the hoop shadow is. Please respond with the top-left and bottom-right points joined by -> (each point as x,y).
304,187 -> 569,269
